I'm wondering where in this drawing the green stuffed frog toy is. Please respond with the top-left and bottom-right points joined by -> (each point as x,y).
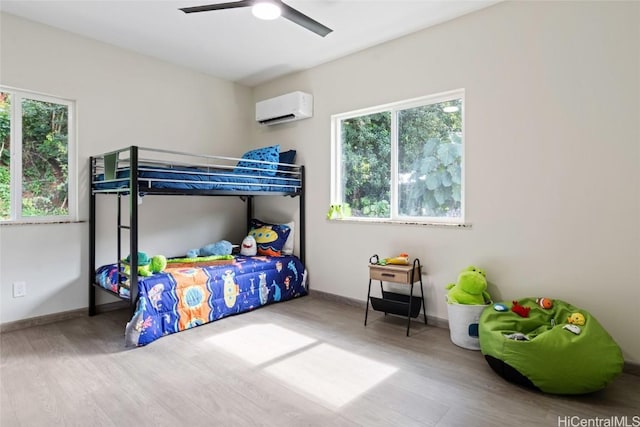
446,265 -> 492,305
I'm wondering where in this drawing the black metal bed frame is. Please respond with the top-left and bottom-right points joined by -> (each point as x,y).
88,145 -> 305,317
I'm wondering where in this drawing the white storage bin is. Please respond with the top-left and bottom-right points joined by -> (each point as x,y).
446,301 -> 489,350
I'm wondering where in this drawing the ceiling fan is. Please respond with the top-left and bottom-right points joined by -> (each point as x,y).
179,0 -> 333,37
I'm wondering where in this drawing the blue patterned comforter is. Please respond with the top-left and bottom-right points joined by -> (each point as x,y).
95,255 -> 307,346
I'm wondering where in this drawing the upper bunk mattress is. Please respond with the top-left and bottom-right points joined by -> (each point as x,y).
93,166 -> 301,193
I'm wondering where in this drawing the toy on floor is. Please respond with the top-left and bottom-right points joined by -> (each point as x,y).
187,240 -> 233,259
567,312 -> 586,326
446,265 -> 492,305
511,300 -> 531,317
536,297 -> 553,309
123,252 -> 166,276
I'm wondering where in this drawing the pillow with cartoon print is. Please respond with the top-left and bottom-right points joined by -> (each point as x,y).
249,218 -> 291,256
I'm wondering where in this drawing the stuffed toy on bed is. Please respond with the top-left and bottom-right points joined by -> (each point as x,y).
187,240 -> 233,259
240,235 -> 257,256
123,252 -> 167,276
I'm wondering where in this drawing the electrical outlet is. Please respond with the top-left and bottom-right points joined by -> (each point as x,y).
13,281 -> 26,298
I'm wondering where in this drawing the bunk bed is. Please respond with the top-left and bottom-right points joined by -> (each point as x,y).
89,145 -> 306,346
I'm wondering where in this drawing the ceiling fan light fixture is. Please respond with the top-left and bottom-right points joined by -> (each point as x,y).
252,2 -> 281,20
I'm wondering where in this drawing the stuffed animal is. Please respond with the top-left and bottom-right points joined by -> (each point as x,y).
187,240 -> 233,259
536,297 -> 553,309
326,204 -> 341,220
567,312 -> 586,326
445,265 -> 492,305
370,253 -> 410,266
149,255 -> 167,273
240,235 -> 257,256
123,252 -> 166,277
384,253 -> 410,265
511,300 -> 531,317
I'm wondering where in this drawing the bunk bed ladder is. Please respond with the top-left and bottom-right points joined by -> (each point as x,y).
89,156 -> 97,316
246,195 -> 253,236
116,193 -> 133,312
299,165 -> 305,266
89,147 -> 140,317
127,146 -> 139,317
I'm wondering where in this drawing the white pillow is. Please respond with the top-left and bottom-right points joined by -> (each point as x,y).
282,221 -> 295,255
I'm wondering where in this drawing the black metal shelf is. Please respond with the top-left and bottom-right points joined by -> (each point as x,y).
364,258 -> 427,336
370,291 -> 423,318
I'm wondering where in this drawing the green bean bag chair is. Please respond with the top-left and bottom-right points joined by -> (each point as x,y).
479,297 -> 623,394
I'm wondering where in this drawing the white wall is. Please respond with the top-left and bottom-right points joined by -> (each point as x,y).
252,1 -> 640,363
0,13 -> 253,323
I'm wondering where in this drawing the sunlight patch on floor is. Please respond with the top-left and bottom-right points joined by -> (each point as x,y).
264,343 -> 398,408
206,323 -> 316,365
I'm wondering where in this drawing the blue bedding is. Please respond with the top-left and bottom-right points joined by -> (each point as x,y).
95,255 -> 307,346
93,166 -> 301,193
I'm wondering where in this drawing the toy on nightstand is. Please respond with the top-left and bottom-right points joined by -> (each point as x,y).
385,253 -> 410,265
369,253 -> 410,266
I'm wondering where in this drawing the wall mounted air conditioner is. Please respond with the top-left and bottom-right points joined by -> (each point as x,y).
256,91 -> 313,125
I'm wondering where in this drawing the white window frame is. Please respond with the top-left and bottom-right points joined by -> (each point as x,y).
1,86 -> 77,223
331,89 -> 465,225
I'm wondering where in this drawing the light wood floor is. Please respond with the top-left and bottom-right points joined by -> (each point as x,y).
1,295 -> 638,427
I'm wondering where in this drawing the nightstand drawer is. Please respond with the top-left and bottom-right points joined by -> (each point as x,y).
369,265 -> 420,284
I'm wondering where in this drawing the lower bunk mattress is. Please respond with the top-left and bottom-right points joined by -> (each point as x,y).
95,255 -> 307,346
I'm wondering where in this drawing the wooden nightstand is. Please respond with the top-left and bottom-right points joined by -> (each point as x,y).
365,258 -> 427,336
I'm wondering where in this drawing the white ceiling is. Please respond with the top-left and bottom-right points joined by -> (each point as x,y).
0,0 -> 499,87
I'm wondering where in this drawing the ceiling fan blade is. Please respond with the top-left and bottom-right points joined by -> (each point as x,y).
280,2 -> 332,37
179,1 -> 254,14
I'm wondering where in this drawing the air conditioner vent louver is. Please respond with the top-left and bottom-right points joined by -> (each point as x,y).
256,91 -> 313,126
258,114 -> 296,125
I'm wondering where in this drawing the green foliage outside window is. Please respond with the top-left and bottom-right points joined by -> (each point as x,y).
341,112 -> 391,217
339,96 -> 463,220
0,93 -> 10,219
398,100 -> 462,218
0,91 -> 69,221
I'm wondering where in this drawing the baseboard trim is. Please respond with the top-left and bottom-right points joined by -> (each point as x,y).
310,289 -> 639,376
0,301 -> 127,333
310,289 -> 449,330
624,361 -> 640,376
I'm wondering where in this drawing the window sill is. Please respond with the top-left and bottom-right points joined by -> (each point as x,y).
0,220 -> 85,226
326,218 -> 471,228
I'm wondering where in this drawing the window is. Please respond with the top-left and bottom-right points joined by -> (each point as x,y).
0,87 -> 76,223
331,89 -> 464,224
